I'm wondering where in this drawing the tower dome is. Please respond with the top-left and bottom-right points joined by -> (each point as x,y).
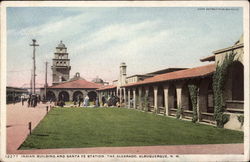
57,40 -> 66,49
92,76 -> 104,84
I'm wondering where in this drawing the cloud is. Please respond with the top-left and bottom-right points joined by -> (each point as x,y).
6,7 -> 243,87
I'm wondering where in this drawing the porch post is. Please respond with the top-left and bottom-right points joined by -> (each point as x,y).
133,88 -> 136,109
163,84 -> 169,116
144,87 -> 149,112
123,88 -> 127,107
176,82 -> 184,118
153,86 -> 158,114
128,89 -> 131,108
138,87 -> 142,110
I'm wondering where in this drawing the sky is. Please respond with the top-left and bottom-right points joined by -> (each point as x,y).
7,7 -> 243,87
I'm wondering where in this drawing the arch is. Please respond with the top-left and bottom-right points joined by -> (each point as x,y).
88,91 -> 97,102
73,91 -> 83,101
168,84 -> 177,109
181,84 -> 192,111
46,91 -> 56,101
229,61 -> 244,100
58,91 -> 70,102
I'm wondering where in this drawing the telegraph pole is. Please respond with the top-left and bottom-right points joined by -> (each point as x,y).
30,70 -> 32,95
30,39 -> 39,95
44,61 -> 48,100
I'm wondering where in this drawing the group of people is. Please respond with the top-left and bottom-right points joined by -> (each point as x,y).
22,94 -> 41,107
101,95 -> 120,107
72,96 -> 100,107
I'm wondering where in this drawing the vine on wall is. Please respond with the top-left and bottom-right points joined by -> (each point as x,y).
213,52 -> 236,128
188,85 -> 198,123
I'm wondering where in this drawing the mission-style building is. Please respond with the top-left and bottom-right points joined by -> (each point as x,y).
40,35 -> 244,131
40,41 -> 102,102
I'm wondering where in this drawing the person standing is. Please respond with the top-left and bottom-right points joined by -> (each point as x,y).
83,96 -> 89,107
28,96 -> 31,107
95,97 -> 99,107
101,95 -> 106,107
78,96 -> 81,107
21,96 -> 24,106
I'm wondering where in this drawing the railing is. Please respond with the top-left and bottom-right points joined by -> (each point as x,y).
169,108 -> 177,116
148,105 -> 154,112
226,100 -> 244,113
158,106 -> 165,114
200,112 -> 215,124
183,110 -> 193,119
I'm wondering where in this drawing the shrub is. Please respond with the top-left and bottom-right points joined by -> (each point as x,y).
237,115 -> 244,127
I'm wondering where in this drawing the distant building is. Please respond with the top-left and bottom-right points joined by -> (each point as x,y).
40,41 -> 103,102
92,76 -> 109,85
6,87 -> 28,104
40,72 -> 102,102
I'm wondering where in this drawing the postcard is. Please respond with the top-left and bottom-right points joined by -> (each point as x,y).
1,1 -> 249,161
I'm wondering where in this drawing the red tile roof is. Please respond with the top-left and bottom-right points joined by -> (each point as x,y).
124,64 -> 216,87
49,79 -> 102,89
200,55 -> 215,62
97,85 -> 117,91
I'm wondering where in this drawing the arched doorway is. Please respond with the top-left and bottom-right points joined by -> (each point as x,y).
73,91 -> 83,101
58,91 -> 70,102
88,91 -> 97,102
46,91 -> 56,101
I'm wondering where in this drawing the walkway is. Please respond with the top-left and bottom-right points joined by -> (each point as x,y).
15,143 -> 243,154
7,102 -> 53,154
7,103 -> 243,154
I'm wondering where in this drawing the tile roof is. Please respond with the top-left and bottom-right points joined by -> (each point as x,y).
48,78 -> 102,89
123,64 -> 216,87
200,55 -> 215,62
97,85 -> 117,91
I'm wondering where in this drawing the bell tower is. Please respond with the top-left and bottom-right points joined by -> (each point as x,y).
51,41 -> 71,85
119,62 -> 127,86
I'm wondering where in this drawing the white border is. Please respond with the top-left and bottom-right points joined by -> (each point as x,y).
1,1 -> 249,162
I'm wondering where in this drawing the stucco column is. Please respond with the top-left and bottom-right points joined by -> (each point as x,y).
128,89 -> 131,108
133,88 -> 136,109
138,87 -> 142,110
176,82 -> 184,118
119,88 -> 123,104
144,87 -> 149,112
123,88 -> 127,107
153,86 -> 158,113
98,91 -> 102,106
163,84 -> 169,116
